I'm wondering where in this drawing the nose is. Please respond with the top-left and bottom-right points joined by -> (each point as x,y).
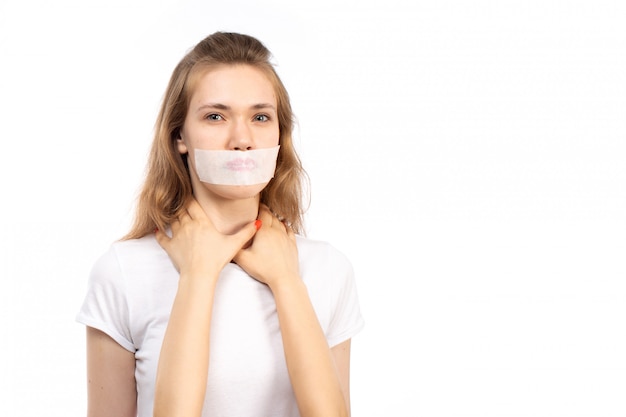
228,118 -> 253,151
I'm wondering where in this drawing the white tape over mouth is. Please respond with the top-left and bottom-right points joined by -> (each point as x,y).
194,145 -> 280,185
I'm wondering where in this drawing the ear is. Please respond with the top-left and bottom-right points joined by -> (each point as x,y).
176,134 -> 188,155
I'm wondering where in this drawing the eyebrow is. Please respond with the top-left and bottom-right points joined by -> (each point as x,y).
196,103 -> 276,112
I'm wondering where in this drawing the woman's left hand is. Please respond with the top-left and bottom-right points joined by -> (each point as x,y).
233,204 -> 300,289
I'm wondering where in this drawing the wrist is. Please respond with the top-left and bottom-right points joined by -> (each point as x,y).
178,270 -> 220,290
268,275 -> 306,297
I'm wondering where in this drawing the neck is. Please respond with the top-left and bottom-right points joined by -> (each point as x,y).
194,191 -> 260,235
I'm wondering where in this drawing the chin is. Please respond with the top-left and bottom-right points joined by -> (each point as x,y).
205,183 -> 268,200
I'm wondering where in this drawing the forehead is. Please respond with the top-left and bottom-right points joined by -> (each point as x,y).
188,64 -> 277,106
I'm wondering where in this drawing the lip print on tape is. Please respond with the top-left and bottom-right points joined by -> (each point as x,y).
194,145 -> 280,185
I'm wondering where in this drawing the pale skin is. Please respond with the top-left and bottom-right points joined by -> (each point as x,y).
85,64 -> 352,417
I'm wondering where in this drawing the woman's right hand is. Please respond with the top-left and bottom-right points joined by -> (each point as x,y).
155,198 -> 259,279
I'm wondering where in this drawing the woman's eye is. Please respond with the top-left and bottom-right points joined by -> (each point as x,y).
254,114 -> 270,122
206,113 -> 223,121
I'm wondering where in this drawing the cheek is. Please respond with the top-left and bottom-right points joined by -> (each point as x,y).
261,124 -> 280,147
184,124 -> 231,150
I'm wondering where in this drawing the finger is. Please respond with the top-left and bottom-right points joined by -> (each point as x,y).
257,204 -> 272,218
185,198 -> 205,220
155,227 -> 170,250
170,218 -> 182,233
232,247 -> 249,269
259,205 -> 285,230
231,219 -> 261,250
231,220 -> 261,265
257,205 -> 275,227
174,206 -> 190,226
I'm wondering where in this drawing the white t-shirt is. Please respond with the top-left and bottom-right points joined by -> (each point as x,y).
76,234 -> 364,417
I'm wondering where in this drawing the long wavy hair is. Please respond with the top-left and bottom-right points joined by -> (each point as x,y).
124,32 -> 308,239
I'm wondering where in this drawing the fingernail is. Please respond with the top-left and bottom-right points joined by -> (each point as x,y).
254,219 -> 262,230
154,227 -> 159,233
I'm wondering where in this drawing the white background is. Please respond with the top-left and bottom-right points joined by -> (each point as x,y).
0,0 -> 624,415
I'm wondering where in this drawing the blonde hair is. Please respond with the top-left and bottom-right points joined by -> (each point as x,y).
124,32 -> 307,239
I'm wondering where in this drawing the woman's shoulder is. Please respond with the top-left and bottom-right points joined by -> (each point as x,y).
109,233 -> 163,256
92,234 -> 169,276
295,235 -> 352,270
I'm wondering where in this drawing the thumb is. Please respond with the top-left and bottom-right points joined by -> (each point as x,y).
230,219 -> 261,249
232,219 -> 261,266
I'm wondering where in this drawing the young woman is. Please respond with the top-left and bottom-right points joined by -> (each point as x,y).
77,32 -> 364,417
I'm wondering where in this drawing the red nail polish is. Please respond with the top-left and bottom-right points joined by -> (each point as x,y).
154,227 -> 159,233
254,219 -> 262,230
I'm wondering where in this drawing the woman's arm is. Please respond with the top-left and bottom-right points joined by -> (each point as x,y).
235,206 -> 349,417
153,199 -> 259,417
331,339 -> 353,415
153,272 -> 218,417
271,281 -> 350,417
86,327 -> 137,417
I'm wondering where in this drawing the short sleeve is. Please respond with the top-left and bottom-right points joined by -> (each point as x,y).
326,251 -> 365,348
76,246 -> 136,352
